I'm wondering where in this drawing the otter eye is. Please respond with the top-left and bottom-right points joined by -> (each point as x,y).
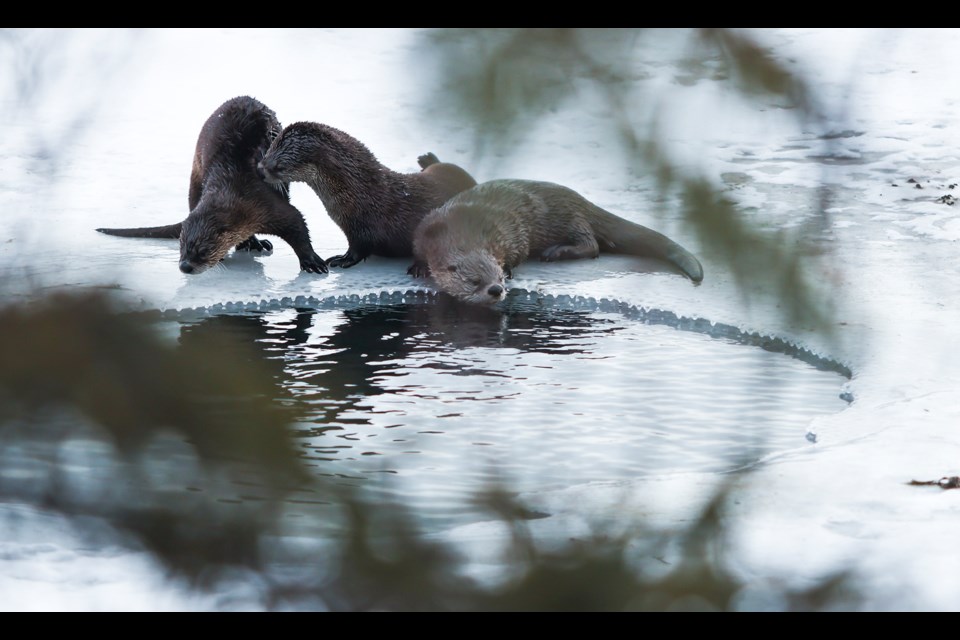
446,265 -> 458,273
470,278 -> 482,287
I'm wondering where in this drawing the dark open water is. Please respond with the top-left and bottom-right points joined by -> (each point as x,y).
167,291 -> 850,533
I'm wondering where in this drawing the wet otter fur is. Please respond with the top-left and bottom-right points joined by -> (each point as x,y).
409,179 -> 704,305
97,96 -> 326,275
257,122 -> 477,268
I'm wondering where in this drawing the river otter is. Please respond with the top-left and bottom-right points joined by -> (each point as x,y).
256,122 -> 477,268
409,179 -> 704,305
97,96 -> 327,275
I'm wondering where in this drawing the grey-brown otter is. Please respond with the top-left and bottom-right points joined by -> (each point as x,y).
409,179 -> 704,305
97,96 -> 327,275
256,122 -> 477,268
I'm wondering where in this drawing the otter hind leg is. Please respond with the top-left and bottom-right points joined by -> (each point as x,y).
540,235 -> 600,262
538,216 -> 600,262
235,235 -> 273,253
418,152 -> 440,169
540,243 -> 599,261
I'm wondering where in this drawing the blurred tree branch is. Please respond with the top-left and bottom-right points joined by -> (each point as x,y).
0,28 -> 144,178
0,292 -> 309,578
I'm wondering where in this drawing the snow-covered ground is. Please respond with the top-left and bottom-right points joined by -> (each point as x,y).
1,28 -> 959,610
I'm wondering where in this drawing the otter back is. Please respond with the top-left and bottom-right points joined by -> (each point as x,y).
257,121 -> 477,269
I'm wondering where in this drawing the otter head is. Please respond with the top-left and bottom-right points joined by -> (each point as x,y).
178,207 -> 247,275
257,121 -> 327,185
430,250 -> 507,305
417,217 -> 508,305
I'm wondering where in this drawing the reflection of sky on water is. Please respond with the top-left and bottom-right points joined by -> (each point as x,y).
168,295 -> 848,532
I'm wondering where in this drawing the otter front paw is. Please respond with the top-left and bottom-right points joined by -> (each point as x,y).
300,251 -> 329,274
407,261 -> 431,278
326,250 -> 365,269
236,236 -> 274,253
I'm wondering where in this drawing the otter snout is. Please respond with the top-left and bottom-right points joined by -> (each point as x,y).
179,260 -> 196,274
487,284 -> 504,299
257,159 -> 279,183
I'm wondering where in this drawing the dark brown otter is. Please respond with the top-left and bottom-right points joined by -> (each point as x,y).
256,122 -> 477,268
97,96 -> 327,275
409,179 -> 704,304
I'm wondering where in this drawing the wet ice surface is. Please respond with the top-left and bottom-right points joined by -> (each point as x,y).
2,28 -> 960,610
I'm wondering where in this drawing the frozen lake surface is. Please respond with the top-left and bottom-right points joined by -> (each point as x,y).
1,28 -> 960,610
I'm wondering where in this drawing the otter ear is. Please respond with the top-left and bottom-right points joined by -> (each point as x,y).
422,219 -> 448,240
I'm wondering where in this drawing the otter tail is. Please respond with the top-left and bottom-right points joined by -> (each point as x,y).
590,208 -> 703,283
96,222 -> 183,239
